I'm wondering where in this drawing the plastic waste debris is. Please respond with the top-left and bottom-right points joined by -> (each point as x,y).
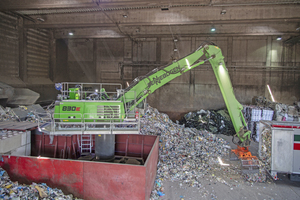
254,96 -> 299,122
143,105 -> 268,200
259,127 -> 272,172
157,191 -> 165,197
180,96 -> 299,143
0,167 -> 82,200
179,109 -> 235,136
142,106 -> 241,199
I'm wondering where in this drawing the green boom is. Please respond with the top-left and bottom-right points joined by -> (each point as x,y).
118,44 -> 251,146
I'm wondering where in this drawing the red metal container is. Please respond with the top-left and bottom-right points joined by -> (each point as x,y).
0,134 -> 159,200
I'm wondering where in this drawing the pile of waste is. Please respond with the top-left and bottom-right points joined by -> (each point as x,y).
0,167 -> 81,200
259,127 -> 272,172
0,104 -> 53,123
180,96 -> 300,143
242,105 -> 274,142
243,96 -> 300,141
0,106 -> 20,122
179,109 -> 235,136
254,96 -> 299,122
241,159 -> 267,183
140,106 -> 266,200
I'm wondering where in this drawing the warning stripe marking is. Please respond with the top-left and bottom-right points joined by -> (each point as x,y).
294,143 -> 300,150
272,125 -> 300,129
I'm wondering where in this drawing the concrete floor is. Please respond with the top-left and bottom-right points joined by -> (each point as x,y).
158,135 -> 300,200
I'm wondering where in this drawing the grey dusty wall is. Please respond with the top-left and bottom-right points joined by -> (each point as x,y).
0,10 -> 299,120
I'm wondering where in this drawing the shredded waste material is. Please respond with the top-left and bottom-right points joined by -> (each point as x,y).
0,167 -> 82,200
180,109 -> 235,136
140,106 -> 266,200
180,96 -> 300,142
259,127 -> 272,172
0,104 -> 52,123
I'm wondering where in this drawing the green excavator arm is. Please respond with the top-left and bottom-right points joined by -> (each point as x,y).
118,42 -> 251,146
204,45 -> 251,146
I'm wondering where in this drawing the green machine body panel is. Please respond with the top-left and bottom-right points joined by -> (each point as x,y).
54,101 -> 125,123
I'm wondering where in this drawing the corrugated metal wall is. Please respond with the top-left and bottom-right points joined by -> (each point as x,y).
0,12 -> 19,77
26,28 -> 49,77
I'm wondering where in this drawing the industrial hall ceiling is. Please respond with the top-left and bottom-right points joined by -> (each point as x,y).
0,0 -> 299,43
0,0 -> 300,118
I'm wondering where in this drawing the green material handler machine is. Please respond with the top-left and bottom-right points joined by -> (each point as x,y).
41,41 -> 255,161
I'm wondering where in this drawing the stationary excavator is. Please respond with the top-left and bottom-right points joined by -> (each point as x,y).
41,41 -> 258,166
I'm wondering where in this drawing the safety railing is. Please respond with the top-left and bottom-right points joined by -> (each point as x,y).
38,112 -> 140,135
37,112 -> 55,133
56,82 -> 123,101
83,112 -> 139,132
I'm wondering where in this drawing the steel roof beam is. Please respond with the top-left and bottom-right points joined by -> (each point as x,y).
24,18 -> 300,29
1,0 -> 298,11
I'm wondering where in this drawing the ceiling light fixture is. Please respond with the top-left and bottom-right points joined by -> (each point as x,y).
69,32 -> 74,36
220,10 -> 226,15
276,36 -> 282,41
37,17 -> 44,22
211,26 -> 216,32
123,14 -> 128,18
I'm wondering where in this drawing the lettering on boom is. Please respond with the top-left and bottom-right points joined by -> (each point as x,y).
147,66 -> 181,88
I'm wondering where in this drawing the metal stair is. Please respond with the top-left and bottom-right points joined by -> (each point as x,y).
80,134 -> 93,155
